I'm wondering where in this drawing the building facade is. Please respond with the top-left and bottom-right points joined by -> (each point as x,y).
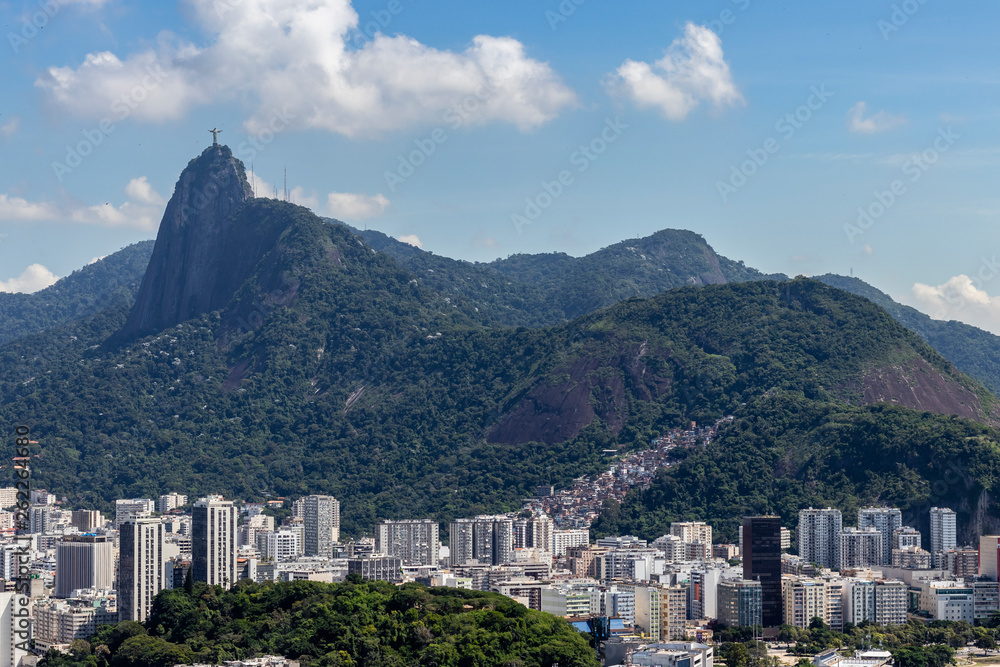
743,516 -> 783,627
375,519 -> 440,566
798,508 -> 842,569
303,495 -> 340,558
119,516 -> 164,622
55,535 -> 115,598
192,496 -> 238,588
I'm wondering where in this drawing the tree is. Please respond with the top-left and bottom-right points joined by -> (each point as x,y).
976,635 -> 997,656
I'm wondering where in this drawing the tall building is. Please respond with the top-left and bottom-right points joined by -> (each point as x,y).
670,522 -> 712,546
192,496 -> 237,588
70,509 -> 102,533
839,528 -> 882,570
55,535 -> 115,598
0,592 -> 30,667
858,507 -> 902,566
257,530 -> 300,562
119,516 -> 164,622
115,498 -> 156,529
930,508 -> 957,556
781,577 -> 827,629
659,585 -> 688,640
375,519 -> 440,566
798,508 -> 842,569
158,493 -> 188,514
450,516 -> 513,566
893,526 -> 921,550
742,516 -> 783,627
717,579 -> 763,628
980,535 -> 1000,579
514,514 -> 554,554
302,495 -> 340,558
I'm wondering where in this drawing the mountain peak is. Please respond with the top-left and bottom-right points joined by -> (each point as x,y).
118,145 -> 259,340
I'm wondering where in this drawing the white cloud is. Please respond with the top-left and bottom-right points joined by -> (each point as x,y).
326,192 -> 390,220
288,186 -> 319,210
607,23 -> 743,121
0,117 -> 19,138
908,275 -> 1000,334
125,176 -> 165,205
0,177 -> 165,231
0,264 -> 59,294
35,0 -> 577,137
397,234 -> 422,249
848,101 -> 907,134
88,256 -> 107,265
0,194 -> 61,221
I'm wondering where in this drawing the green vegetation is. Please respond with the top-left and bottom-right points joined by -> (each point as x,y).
38,579 -> 598,667
350,225 -> 784,328
815,274 -> 1000,396
1,212 -> 997,539
0,241 -> 152,345
592,391 -> 1000,545
718,620 -> 990,667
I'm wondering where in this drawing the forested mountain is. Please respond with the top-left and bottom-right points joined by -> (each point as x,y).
0,241 -> 153,346
5,145 -> 1000,544
815,273 -> 1000,395
348,224 -> 785,327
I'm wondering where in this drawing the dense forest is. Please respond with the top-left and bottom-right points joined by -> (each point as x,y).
37,579 -> 598,667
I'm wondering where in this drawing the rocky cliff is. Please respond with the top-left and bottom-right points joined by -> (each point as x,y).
118,145 -> 258,340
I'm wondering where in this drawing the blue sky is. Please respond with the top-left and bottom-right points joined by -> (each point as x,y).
3,0 -> 1000,331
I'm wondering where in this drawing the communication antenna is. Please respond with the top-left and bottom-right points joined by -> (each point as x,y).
284,165 -> 288,202
251,160 -> 256,198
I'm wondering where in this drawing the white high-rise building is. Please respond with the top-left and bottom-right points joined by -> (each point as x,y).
553,529 -> 590,558
375,519 -> 440,566
514,514 -> 554,555
450,516 -> 513,565
839,527 -> 882,570
894,527 -> 921,550
930,507 -> 957,555
192,496 -> 237,588
670,522 -> 712,546
0,592 -> 30,667
158,493 -> 188,514
258,531 -> 301,562
55,535 -> 115,598
115,499 -> 156,529
858,507 -> 902,566
303,495 -> 340,558
798,508 -> 842,569
119,516 -> 165,622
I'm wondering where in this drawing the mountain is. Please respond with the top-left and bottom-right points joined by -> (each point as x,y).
815,273 -> 1000,396
0,241 -> 153,346
5,145 -> 1000,541
346,224 -> 786,327
120,146 -> 255,340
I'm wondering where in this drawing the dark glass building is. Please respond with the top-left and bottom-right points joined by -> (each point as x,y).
743,515 -> 783,627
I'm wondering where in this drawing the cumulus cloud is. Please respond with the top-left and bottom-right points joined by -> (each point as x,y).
0,117 -> 19,138
397,234 -> 422,249
0,264 -> 59,294
909,274 -> 1000,334
34,0 -> 577,137
0,177 -> 165,231
848,101 -> 907,134
607,23 -> 743,121
326,192 -> 390,220
125,176 -> 165,205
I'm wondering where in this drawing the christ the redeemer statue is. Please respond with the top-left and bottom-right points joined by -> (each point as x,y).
209,128 -> 222,146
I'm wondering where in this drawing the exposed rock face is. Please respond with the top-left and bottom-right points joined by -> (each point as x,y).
119,145 -> 258,340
